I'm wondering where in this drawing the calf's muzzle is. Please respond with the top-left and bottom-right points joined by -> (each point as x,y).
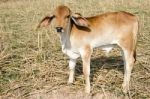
55,27 -> 63,33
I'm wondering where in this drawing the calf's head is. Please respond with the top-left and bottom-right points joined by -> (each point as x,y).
37,5 -> 89,33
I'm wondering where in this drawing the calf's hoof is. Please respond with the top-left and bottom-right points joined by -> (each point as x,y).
122,83 -> 129,93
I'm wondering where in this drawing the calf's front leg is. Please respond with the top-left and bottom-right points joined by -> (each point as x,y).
80,45 -> 93,93
68,59 -> 76,84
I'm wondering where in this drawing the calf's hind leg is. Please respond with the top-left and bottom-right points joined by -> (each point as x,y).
119,40 -> 136,93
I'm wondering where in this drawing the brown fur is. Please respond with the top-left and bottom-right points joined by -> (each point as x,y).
38,5 -> 138,93
82,45 -> 92,76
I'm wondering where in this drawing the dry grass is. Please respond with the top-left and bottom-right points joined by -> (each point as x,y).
0,0 -> 150,99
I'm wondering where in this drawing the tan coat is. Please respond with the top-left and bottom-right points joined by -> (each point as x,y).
38,5 -> 138,93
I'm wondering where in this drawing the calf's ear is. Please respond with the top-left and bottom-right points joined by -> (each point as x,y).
37,15 -> 55,28
71,13 -> 89,28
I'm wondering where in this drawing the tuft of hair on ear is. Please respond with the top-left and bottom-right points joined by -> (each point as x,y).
73,13 -> 82,17
36,15 -> 55,30
71,13 -> 89,28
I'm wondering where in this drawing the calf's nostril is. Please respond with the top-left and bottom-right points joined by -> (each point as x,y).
55,27 -> 63,32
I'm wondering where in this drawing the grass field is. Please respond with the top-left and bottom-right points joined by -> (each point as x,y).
0,0 -> 150,99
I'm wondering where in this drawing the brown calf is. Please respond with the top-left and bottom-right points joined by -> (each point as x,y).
38,5 -> 138,93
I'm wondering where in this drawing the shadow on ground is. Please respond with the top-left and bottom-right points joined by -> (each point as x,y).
75,55 -> 124,81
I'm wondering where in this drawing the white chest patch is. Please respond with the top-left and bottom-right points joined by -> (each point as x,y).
62,46 -> 80,59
